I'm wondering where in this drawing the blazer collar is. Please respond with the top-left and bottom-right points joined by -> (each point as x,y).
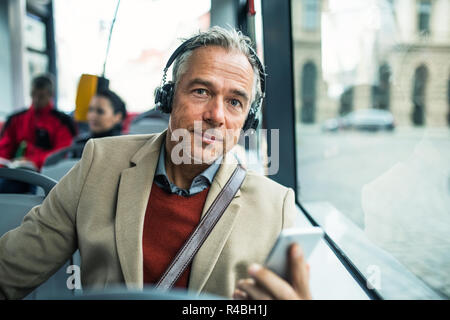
130,131 -> 166,165
115,130 -> 166,288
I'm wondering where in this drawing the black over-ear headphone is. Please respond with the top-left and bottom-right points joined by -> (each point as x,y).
154,36 -> 266,131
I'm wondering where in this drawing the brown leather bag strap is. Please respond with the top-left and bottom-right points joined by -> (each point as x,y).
155,164 -> 246,290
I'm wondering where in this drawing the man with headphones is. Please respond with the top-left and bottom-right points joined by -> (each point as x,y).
0,26 -> 311,300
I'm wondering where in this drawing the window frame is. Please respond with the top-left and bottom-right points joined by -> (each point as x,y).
261,0 -> 383,300
260,0 -> 445,300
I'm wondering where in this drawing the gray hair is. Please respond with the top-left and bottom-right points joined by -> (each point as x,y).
171,26 -> 263,106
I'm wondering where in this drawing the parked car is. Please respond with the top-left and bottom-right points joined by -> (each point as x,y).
322,109 -> 395,132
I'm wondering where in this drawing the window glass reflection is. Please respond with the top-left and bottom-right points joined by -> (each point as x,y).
292,0 -> 450,298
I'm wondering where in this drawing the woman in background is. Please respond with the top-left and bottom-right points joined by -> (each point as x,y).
73,89 -> 127,155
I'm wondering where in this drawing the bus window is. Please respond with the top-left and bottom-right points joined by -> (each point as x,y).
291,0 -> 449,299
53,0 -> 210,113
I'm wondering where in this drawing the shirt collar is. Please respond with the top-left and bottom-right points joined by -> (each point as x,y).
155,142 -> 222,194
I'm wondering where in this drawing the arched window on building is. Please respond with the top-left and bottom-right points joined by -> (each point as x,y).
301,62 -> 317,123
418,0 -> 431,35
372,63 -> 391,110
339,86 -> 354,116
412,65 -> 428,126
302,0 -> 320,31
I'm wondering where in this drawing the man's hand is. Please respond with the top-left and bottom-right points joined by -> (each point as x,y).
233,243 -> 312,300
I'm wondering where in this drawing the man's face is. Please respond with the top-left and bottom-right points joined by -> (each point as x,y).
31,88 -> 52,109
168,45 -> 254,164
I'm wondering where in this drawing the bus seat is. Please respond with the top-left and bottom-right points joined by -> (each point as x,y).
128,118 -> 169,135
41,159 -> 79,182
75,121 -> 90,135
44,145 -> 85,167
40,145 -> 83,184
128,109 -> 169,135
70,287 -> 223,300
0,168 -> 76,299
0,194 -> 45,236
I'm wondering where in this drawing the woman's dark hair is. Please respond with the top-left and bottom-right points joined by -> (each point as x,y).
96,89 -> 127,120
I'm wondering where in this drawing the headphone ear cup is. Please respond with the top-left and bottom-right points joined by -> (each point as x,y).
251,117 -> 259,130
155,82 -> 175,113
243,101 -> 260,131
243,113 -> 253,131
243,106 -> 257,131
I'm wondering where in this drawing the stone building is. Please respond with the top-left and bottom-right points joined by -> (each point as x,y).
292,0 -> 450,127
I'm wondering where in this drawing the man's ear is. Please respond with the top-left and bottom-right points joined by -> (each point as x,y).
114,113 -> 123,124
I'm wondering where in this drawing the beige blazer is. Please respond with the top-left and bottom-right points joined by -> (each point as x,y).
0,131 -> 296,299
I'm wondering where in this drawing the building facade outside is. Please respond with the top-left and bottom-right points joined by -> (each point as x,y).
292,0 -> 450,127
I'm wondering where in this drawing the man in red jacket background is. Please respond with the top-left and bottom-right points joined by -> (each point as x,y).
0,74 -> 76,193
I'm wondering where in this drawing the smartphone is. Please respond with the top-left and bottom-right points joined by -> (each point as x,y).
264,227 -> 324,280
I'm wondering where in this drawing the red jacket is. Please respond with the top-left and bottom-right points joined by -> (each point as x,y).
0,102 -> 76,169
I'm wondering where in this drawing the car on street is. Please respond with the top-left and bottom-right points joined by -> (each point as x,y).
322,109 -> 395,132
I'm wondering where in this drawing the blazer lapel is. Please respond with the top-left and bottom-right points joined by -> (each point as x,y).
115,131 -> 166,288
188,153 -> 242,294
